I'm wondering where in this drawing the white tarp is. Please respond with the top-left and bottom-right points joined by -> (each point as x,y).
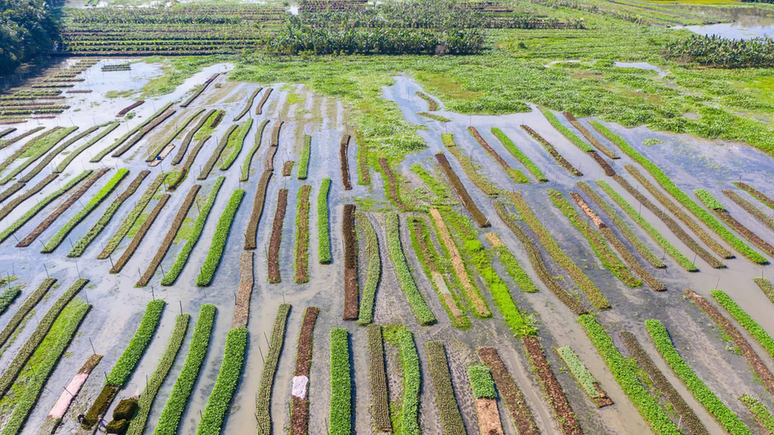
292,376 -> 309,399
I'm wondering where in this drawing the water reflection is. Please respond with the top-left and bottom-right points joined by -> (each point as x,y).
668,3 -> 774,39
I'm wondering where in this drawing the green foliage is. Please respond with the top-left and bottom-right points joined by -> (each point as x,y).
578,315 -> 680,435
145,109 -> 205,162
106,299 -> 166,387
220,119 -> 253,170
396,328 -> 421,435
540,107 -> 594,152
0,279 -> 54,349
712,290 -> 774,360
318,178 -> 332,264
0,127 -> 78,184
596,180 -> 697,271
0,286 -> 21,316
91,103 -> 175,162
241,119 -> 269,181
127,314 -> 190,435
754,277 -> 774,304
411,164 -> 452,204
665,35 -> 774,68
0,0 -> 59,76
255,304 -> 290,435
298,134 -> 311,180
556,346 -> 599,398
490,127 -> 547,182
385,212 -> 436,325
548,189 -> 641,287
0,298 -> 90,435
739,395 -> 774,433
197,189 -> 245,286
162,177 -> 224,285
590,120 -> 767,264
645,319 -> 752,435
196,327 -> 248,435
491,243 -> 538,293
42,169 -> 130,253
0,170 -> 91,244
467,365 -> 496,399
440,133 -> 498,197
695,189 -> 725,211
426,341 -> 465,435
154,305 -> 216,435
357,212 -> 381,326
329,328 -> 351,435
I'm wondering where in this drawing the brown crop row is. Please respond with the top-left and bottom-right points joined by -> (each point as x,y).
268,188 -> 289,283
271,119 -> 283,146
117,100 -> 143,117
0,174 -> 57,219
735,181 -> 774,211
0,181 -> 25,204
234,87 -> 261,122
170,135 -> 209,190
197,124 -> 238,180
282,160 -> 294,177
17,168 -> 109,247
110,194 -> 170,273
367,325 -> 391,433
264,146 -> 278,172
233,251 -> 254,329
684,289 -> 774,396
0,128 -> 15,139
172,109 -> 215,164
522,336 -> 583,435
378,157 -> 408,211
590,151 -> 616,176
493,201 -> 588,315
180,73 -> 219,108
477,347 -> 540,435
295,186 -> 311,284
0,126 -> 43,150
416,91 -> 439,111
0,127 -> 61,172
521,125 -> 582,176
614,175 -> 725,268
468,126 -> 529,183
290,306 -> 320,435
343,204 -> 358,320
723,189 -> 774,233
713,208 -> 774,257
210,110 -> 224,129
619,331 -> 709,435
255,88 -> 273,115
426,341 -> 466,435
136,184 -> 201,286
244,170 -> 273,250
83,386 -> 119,429
341,133 -> 352,190
111,109 -> 176,157
625,165 -> 733,259
563,112 -> 620,159
435,153 -> 489,227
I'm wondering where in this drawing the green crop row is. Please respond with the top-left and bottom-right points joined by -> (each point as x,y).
42,169 -> 129,253
740,395 -> 774,433
490,243 -> 539,293
256,304 -> 291,435
0,286 -> 20,316
318,178 -> 332,264
468,365 -> 496,399
0,278 -> 88,398
196,327 -> 248,435
511,191 -> 610,309
0,170 -> 91,244
549,189 -> 641,287
127,314 -> 190,435
240,119 -> 269,182
576,182 -> 665,269
410,164 -> 453,205
645,319 -> 752,435
0,297 -> 90,435
711,290 -> 774,359
91,103 -> 174,162
490,127 -> 547,182
596,180 -> 697,271
106,299 -> 165,387
418,112 -> 450,122
357,212 -> 381,326
386,212 -> 436,325
162,177 -> 224,286
0,126 -> 78,184
578,315 -> 680,435
724,189 -> 774,233
145,109 -> 205,162
220,118 -> 253,170
540,107 -> 595,152
440,133 -> 498,197
98,172 -> 167,259
426,341 -> 465,435
397,328 -> 421,435
69,170 -> 148,257
734,182 -> 774,212
329,328 -> 351,435
197,189 -> 245,286
19,126 -> 96,183
154,304 -> 216,435
55,122 -> 119,173
0,279 -> 55,349
556,346 -> 599,398
298,134 -> 311,180
754,277 -> 774,305
590,121 -> 767,264
695,189 -> 725,211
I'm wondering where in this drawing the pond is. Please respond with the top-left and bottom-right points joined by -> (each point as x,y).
669,3 -> 774,39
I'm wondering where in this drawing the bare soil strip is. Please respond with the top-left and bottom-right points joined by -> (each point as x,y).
620,331 -> 709,435
290,306 -> 320,435
268,188 -> 289,283
110,194 -> 170,273
244,170 -> 273,250
378,157 -> 408,211
522,336 -> 583,435
435,153 -> 490,227
282,160 -> 294,177
476,398 -> 504,435
684,289 -> 774,396
341,133 -> 352,190
17,168 -> 109,247
255,88 -> 273,115
563,112 -> 620,159
477,347 -> 540,435
136,184 -> 201,286
343,204 -> 359,320
233,252 -> 254,329
521,125 -> 582,176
